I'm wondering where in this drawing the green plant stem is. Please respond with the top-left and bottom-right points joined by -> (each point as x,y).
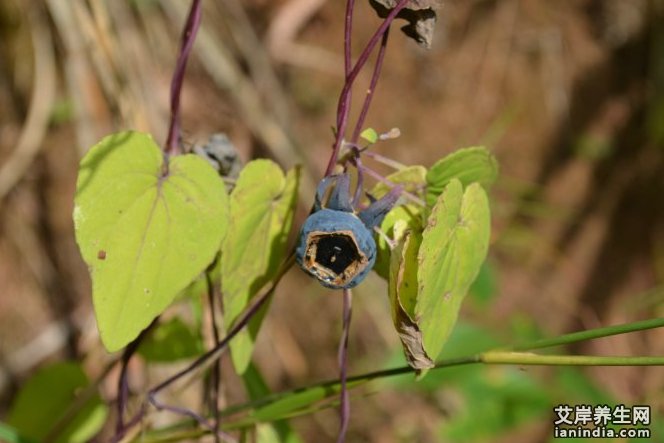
131,318 -> 664,442
481,352 -> 664,366
507,317 -> 664,351
135,352 -> 664,442
218,317 -> 664,418
219,356 -> 478,419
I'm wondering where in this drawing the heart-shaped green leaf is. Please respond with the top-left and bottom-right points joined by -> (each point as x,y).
416,179 -> 490,368
74,131 -> 229,352
426,146 -> 498,206
222,160 -> 300,374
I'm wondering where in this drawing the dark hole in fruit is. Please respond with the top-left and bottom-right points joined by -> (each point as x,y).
314,234 -> 359,275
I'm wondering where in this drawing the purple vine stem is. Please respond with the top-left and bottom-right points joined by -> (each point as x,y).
113,318 -> 157,441
324,0 -> 410,176
331,3 -> 405,441
342,0 -> 356,150
165,0 -> 202,156
149,280 -> 274,391
351,27 -> 390,144
337,289 -> 353,443
114,254 -> 290,439
114,0 -> 411,440
206,273 -> 222,442
111,254 -> 296,437
148,395 -> 236,442
344,0 -> 355,77
351,149 -> 365,207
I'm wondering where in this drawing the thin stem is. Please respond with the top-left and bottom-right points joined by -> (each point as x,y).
218,317 -> 664,419
151,260 -> 292,395
325,0 -> 410,176
358,163 -> 426,206
336,289 -> 353,443
344,0 -> 355,77
115,319 -> 157,437
165,0 -> 202,156
342,0 -> 355,164
135,318 -> 664,438
481,352 -> 664,366
222,352 -> 664,422
205,272 -> 222,443
363,150 -> 407,171
117,254 -> 294,439
148,396 -> 236,443
351,152 -> 365,207
507,317 -> 664,352
351,27 -> 390,144
140,253 -> 295,419
217,356 -> 479,419
139,349 -> 664,439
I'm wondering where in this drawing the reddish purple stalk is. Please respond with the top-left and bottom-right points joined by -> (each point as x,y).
113,319 -> 157,440
113,265 -> 283,440
113,2 -> 203,438
165,0 -> 202,156
324,0 -> 410,176
336,289 -> 353,443
113,1 -> 409,441
206,273 -> 222,442
330,3 -> 407,442
351,27 -> 391,144
344,0 -> 355,77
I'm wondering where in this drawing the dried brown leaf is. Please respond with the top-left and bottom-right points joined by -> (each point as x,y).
368,0 -> 443,48
388,231 -> 434,371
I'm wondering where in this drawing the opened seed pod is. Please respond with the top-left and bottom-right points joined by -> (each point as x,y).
296,173 -> 401,289
296,209 -> 376,288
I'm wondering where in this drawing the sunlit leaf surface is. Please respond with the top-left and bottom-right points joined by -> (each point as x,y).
74,131 -> 229,351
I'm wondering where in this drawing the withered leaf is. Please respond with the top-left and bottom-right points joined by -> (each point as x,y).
388,230 -> 434,371
369,0 -> 443,49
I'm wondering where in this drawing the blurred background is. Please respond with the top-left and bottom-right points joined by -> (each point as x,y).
0,0 -> 663,441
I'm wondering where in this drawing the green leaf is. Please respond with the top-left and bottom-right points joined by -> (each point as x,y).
369,165 -> 427,199
249,379 -> 365,423
374,203 -> 423,279
243,363 -> 303,443
222,160 -> 300,374
0,422 -> 38,443
74,131 -> 229,351
7,362 -> 108,443
416,179 -> 491,368
388,231 -> 433,370
256,424 -> 281,443
360,127 -> 378,144
138,317 -> 204,362
371,165 -> 427,279
426,146 -> 498,206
